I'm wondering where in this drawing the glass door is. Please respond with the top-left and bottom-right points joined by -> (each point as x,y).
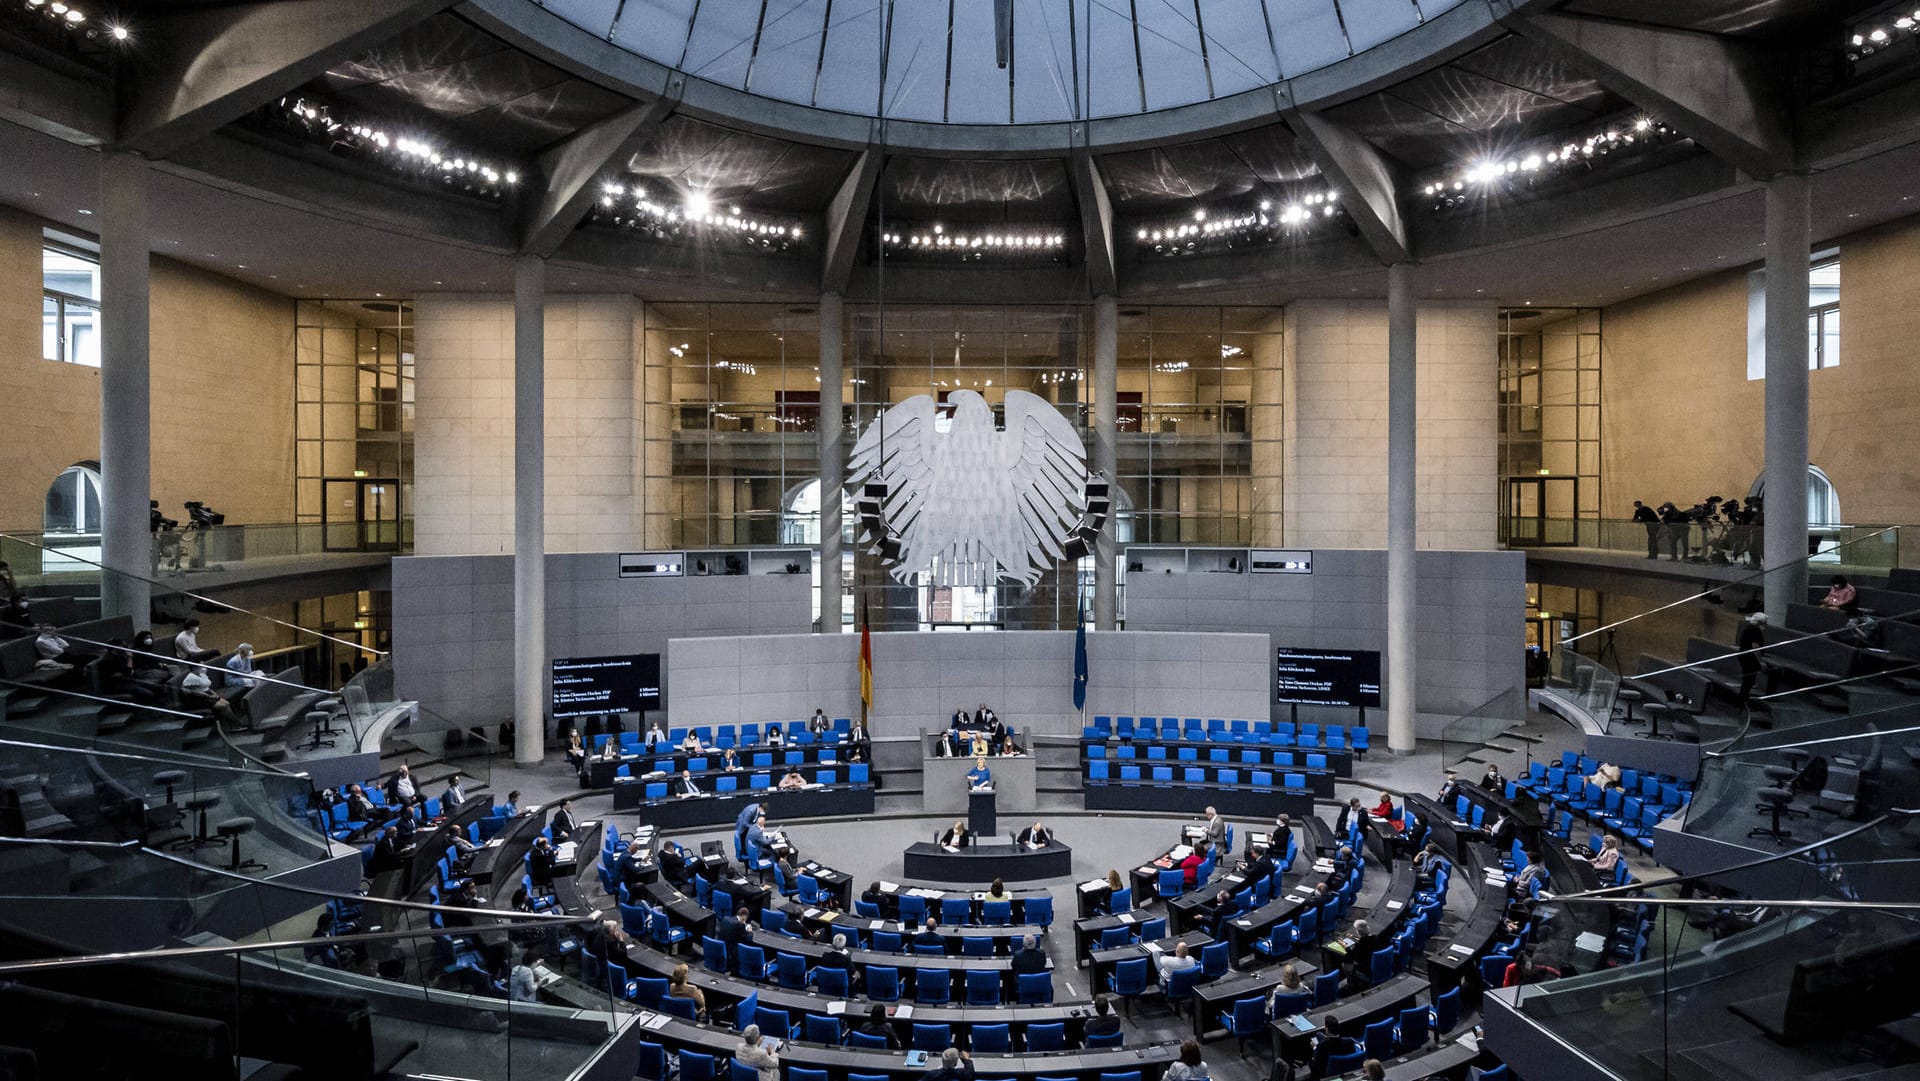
322,477 -> 401,551
1504,477 -> 1579,547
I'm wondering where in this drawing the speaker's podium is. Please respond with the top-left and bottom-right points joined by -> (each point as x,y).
968,785 -> 997,836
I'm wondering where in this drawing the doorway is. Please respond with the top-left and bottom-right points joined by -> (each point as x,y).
322,477 -> 402,551
1504,477 -> 1579,546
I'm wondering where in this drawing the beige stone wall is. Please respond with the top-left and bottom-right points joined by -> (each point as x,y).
412,293 -> 643,556
0,206 -> 294,530
1283,299 -> 1497,550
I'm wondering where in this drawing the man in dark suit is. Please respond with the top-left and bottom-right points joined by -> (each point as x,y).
821,933 -> 854,976
527,836 -> 557,888
1010,934 -> 1047,975
719,907 -> 753,952
1333,797 -> 1365,837
973,704 -> 997,728
857,1004 -> 900,1048
1015,822 -> 1051,848
1084,995 -> 1121,1042
1311,1016 -> 1360,1078
1331,844 -> 1356,878
549,799 -> 579,841
657,841 -> 693,890
926,1048 -> 973,1081
370,826 -> 405,873
913,916 -> 944,950
615,840 -> 649,892
1238,845 -> 1274,884
674,769 -> 703,797
1482,811 -> 1517,849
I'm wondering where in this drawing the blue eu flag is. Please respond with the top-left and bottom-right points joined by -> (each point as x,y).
1072,613 -> 1089,712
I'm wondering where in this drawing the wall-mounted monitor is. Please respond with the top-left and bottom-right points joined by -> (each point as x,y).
551,654 -> 662,717
1250,549 -> 1313,574
620,552 -> 684,578
1275,647 -> 1381,708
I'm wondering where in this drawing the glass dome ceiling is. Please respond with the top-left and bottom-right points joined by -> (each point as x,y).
537,0 -> 1465,125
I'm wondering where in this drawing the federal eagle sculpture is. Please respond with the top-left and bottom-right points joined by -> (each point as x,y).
849,388 -> 1087,587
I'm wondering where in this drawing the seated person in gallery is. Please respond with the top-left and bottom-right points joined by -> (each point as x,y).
766,725 -> 785,748
673,768 -> 705,797
808,708 -> 831,736
965,757 -> 994,792
721,747 -> 742,771
778,767 -> 808,791
680,730 -> 704,753
968,731 -> 991,757
951,706 -> 970,731
643,722 -> 668,751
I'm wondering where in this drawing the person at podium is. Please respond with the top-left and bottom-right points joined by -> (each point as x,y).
966,756 -> 993,792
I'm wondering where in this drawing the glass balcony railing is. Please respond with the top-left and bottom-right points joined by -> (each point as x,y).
1501,514 -> 1903,573
0,836 -> 618,1081
3,518 -> 409,590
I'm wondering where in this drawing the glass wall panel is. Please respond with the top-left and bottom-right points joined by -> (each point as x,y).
294,301 -> 415,550
1499,308 -> 1602,545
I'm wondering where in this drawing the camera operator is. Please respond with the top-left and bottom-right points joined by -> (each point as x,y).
1657,502 -> 1688,561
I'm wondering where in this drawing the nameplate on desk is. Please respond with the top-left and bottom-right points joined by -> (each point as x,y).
1117,913 -> 1136,924
880,881 -> 900,892
1448,943 -> 1475,956
1235,919 -> 1253,928
1313,860 -> 1333,872
639,1012 -> 672,1030
827,1001 -> 847,1015
1573,931 -> 1607,954
1387,900 -> 1403,910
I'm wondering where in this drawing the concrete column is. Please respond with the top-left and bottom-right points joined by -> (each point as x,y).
1763,174 -> 1811,624
1386,264 -> 1417,754
1092,295 -> 1118,629
818,293 -> 845,632
513,256 -> 546,764
98,152 -> 151,628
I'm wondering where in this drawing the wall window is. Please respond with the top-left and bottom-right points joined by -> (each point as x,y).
42,243 -> 101,367
1808,256 -> 1839,370
1746,249 -> 1839,380
43,463 -> 102,535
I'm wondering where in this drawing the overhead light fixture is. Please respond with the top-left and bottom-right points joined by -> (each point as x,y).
879,221 -> 1070,262
264,95 -> 517,202
1416,112 -> 1684,212
684,191 -> 712,218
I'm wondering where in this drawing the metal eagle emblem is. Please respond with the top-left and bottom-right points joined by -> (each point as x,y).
849,389 -> 1087,587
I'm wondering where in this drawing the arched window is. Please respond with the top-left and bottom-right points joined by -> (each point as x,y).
1746,465 -> 1841,527
44,463 -> 102,535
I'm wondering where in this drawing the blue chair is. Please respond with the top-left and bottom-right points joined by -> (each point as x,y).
850,1031 -> 892,1049
1100,926 -> 1132,949
982,900 -> 1012,926
972,1023 -> 1011,1053
651,907 -> 690,951
815,965 -> 850,998
962,936 -> 993,958
631,976 -> 667,1005
798,873 -> 827,906
1026,1022 -> 1066,1051
867,965 -> 900,1001
1218,995 -> 1267,1055
855,900 -> 883,919
1165,966 -> 1203,1010
873,930 -> 903,952
966,968 -> 1001,1005
1254,919 -> 1295,960
1017,971 -> 1053,1004
1397,1005 -> 1431,1052
898,894 -> 927,925
757,1005 -> 801,1040
849,1072 -> 891,1081
794,1067 -> 831,1081
1157,868 -> 1186,898
1098,1071 -> 1141,1081
915,942 -> 945,958
716,775 -> 739,792
636,1040 -> 669,1081
1108,887 -> 1132,914
680,1052 -> 717,1081
1200,941 -> 1229,979
1314,971 -> 1340,1007
735,943 -> 774,981
1364,1017 -> 1398,1059
911,1023 -> 951,1052
942,896 -> 971,924
1351,727 -> 1370,756
1481,953 -> 1514,987
917,971 -> 951,1005
729,1061 -> 758,1081
1025,895 -> 1054,928
1270,990 -> 1312,1017
1476,1067 -> 1511,1081
1108,957 -> 1150,1012
776,951 -> 809,989
702,936 -> 728,974
1137,916 -> 1167,941
1369,947 -> 1396,985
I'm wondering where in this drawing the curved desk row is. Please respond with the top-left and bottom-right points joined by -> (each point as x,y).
587,744 -> 849,787
612,783 -> 875,824
1083,780 -> 1315,821
627,1006 -> 1177,1078
1084,738 -> 1354,778
785,905 -> 1043,953
902,841 -> 1073,883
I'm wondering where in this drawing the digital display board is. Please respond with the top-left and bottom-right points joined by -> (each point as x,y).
551,654 -> 661,717
1274,647 -> 1382,708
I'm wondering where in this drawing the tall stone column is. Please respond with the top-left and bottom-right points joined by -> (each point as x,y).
1763,174 -> 1811,624
818,293 -> 845,631
1386,264 -> 1417,754
513,256 -> 546,764
99,152 -> 151,628
1092,295 -> 1118,630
